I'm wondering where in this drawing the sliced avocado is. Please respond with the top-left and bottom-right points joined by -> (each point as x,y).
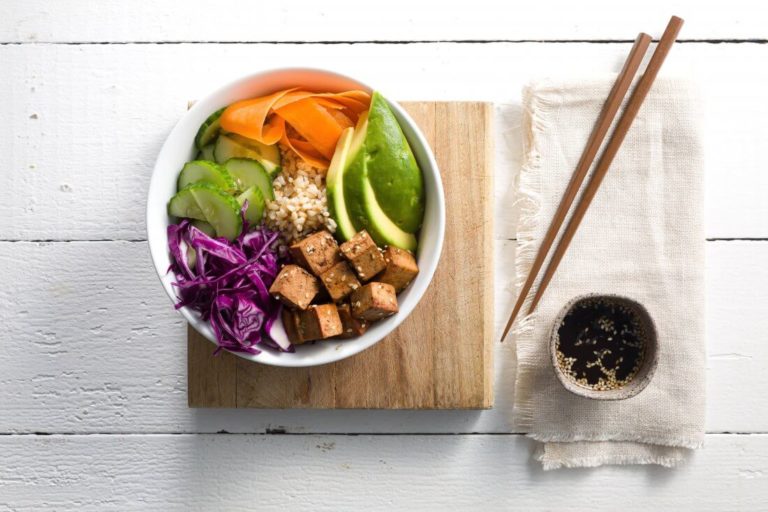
343,112 -> 417,251
364,91 -> 424,233
343,141 -> 370,234
362,179 -> 417,251
326,127 -> 357,241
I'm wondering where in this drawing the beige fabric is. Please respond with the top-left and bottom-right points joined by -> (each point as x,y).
512,76 -> 706,469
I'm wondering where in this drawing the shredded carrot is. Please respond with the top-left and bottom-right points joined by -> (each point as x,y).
220,89 -> 371,169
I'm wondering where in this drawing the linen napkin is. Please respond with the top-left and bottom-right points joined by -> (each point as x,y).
512,76 -> 706,469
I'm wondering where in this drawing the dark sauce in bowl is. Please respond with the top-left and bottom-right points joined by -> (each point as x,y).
555,297 -> 648,391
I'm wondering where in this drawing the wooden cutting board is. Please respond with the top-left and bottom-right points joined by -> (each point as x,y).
188,102 -> 494,409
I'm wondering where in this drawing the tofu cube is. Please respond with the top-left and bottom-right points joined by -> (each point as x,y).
297,304 -> 343,341
290,231 -> 342,276
320,261 -> 361,302
340,230 -> 386,282
268,264 -> 320,310
350,282 -> 398,322
336,303 -> 369,339
281,308 -> 306,345
378,246 -> 419,292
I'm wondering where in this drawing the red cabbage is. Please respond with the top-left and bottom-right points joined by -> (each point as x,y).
167,216 -> 289,355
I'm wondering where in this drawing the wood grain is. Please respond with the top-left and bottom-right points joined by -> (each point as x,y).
188,101 -> 494,409
2,43 -> 767,241
3,0 -> 764,42
2,239 -> 766,433
187,325 -> 237,407
2,434 -> 767,511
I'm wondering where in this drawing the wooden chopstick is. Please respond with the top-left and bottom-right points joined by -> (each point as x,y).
499,32 -> 652,341
524,15 -> 684,316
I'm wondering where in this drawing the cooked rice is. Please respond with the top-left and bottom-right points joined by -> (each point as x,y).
265,171 -> 337,243
278,143 -> 326,178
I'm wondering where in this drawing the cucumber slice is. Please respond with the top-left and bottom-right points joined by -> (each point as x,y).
214,133 -> 282,177
199,143 -> 215,161
189,184 -> 243,240
177,160 -> 236,193
236,186 -> 266,226
168,187 -> 205,221
195,107 -> 225,150
191,219 -> 216,237
169,183 -> 242,240
224,158 -> 275,200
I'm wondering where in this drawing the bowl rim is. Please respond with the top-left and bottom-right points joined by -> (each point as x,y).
146,67 -> 445,367
548,293 -> 659,400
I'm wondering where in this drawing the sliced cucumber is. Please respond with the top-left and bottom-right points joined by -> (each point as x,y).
199,143 -> 215,161
177,160 -> 236,193
168,187 -> 205,221
224,158 -> 274,200
236,186 -> 266,226
190,184 -> 243,241
214,133 -> 282,177
191,219 -> 216,237
169,183 -> 242,240
195,107 -> 225,150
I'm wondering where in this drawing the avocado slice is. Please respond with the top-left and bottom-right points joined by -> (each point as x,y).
364,91 -> 425,233
343,113 -> 418,251
362,179 -> 418,251
326,127 -> 357,241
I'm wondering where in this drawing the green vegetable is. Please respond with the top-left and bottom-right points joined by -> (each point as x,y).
168,186 -> 205,221
236,186 -> 266,226
199,143 -> 215,161
325,127 -> 357,241
223,158 -> 274,200
361,91 -> 424,233
214,133 -> 281,177
177,160 -> 237,193
191,219 -> 216,237
168,183 -> 242,240
195,107 -> 225,150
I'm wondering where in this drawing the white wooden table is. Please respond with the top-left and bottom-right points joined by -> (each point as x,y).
2,1 -> 768,509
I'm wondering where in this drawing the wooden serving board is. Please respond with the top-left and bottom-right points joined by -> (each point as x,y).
188,102 -> 494,409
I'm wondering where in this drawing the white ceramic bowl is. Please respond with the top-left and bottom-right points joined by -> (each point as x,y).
147,68 -> 445,367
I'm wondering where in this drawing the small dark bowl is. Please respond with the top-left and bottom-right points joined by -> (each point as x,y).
549,294 -> 658,400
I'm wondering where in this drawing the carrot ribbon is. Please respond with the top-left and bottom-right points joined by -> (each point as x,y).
220,89 -> 371,170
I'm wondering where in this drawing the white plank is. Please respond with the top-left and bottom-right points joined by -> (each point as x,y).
1,42 -> 766,241
0,239 -> 765,433
3,0 -> 767,42
1,433 -> 766,511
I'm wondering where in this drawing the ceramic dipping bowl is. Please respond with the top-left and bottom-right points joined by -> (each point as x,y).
549,294 -> 659,400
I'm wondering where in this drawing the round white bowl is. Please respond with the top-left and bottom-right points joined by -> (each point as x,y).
147,68 -> 445,367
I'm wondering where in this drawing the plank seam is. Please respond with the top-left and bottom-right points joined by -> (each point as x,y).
0,431 -> 764,436
1,39 -> 767,46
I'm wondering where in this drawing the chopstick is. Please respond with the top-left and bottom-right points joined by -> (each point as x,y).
499,32 -> 652,341
524,15 -> 684,316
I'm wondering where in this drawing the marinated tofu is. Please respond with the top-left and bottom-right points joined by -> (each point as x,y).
297,303 -> 343,340
320,261 -> 361,302
290,230 -> 342,276
350,282 -> 398,322
340,230 -> 386,282
336,303 -> 368,339
268,264 -> 320,310
281,308 -> 305,345
378,246 -> 419,292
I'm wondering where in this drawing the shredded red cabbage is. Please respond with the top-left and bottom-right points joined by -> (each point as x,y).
167,215 -> 291,355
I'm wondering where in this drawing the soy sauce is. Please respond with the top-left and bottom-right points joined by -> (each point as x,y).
555,298 -> 647,391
